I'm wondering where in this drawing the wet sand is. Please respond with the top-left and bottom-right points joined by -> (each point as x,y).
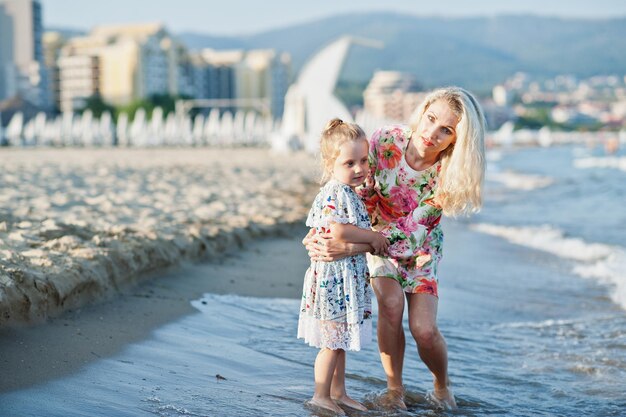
0,224 -> 309,393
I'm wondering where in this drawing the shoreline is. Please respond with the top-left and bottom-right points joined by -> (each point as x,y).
0,147 -> 318,327
0,223 -> 310,393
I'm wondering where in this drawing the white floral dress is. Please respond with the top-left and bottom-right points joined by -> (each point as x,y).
297,179 -> 373,351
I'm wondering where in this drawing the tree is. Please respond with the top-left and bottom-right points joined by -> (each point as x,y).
79,95 -> 115,118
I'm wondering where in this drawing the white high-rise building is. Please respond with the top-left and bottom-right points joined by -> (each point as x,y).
0,0 -> 48,107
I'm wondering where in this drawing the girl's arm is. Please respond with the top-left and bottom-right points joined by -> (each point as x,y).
303,228 -> 374,262
329,223 -> 388,255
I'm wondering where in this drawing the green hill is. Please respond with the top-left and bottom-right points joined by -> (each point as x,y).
179,13 -> 626,93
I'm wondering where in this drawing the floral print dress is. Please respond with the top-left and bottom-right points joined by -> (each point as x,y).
357,125 -> 443,297
298,179 -> 372,351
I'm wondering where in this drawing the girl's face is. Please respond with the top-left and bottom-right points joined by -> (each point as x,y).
415,99 -> 460,155
332,138 -> 369,188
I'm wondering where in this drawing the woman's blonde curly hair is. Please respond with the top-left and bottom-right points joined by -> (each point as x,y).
410,87 -> 486,216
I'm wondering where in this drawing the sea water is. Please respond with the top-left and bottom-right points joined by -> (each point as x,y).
1,143 -> 625,416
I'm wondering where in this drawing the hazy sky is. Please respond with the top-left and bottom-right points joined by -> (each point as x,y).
40,0 -> 626,35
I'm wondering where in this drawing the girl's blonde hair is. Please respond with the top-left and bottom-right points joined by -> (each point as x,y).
319,118 -> 367,184
410,87 -> 486,217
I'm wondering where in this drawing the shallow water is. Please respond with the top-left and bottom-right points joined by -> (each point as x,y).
1,143 -> 625,416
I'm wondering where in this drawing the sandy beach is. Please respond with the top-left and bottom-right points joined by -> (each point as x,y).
0,148 -> 318,326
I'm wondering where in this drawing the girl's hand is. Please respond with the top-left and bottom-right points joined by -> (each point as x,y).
370,231 -> 390,256
307,231 -> 353,262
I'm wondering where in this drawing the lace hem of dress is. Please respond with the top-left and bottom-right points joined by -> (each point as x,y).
297,314 -> 372,351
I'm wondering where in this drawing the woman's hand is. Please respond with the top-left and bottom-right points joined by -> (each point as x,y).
370,231 -> 390,256
302,228 -> 316,246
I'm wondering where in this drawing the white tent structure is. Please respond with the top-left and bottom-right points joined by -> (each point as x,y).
272,36 -> 383,153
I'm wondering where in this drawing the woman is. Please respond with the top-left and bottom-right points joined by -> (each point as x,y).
304,87 -> 486,410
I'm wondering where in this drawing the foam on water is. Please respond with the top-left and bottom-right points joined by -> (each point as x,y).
486,169 -> 554,191
470,223 -> 613,262
574,156 -> 626,172
471,223 -> 626,310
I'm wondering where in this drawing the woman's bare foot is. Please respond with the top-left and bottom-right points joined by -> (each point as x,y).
331,394 -> 368,411
427,387 -> 457,410
379,387 -> 407,410
306,397 -> 346,415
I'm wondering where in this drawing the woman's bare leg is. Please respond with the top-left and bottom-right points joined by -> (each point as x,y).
406,293 -> 457,409
371,277 -> 407,409
330,350 -> 367,411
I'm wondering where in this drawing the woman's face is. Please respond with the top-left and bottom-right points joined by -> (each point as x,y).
415,99 -> 460,155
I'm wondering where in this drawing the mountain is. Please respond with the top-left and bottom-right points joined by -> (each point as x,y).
176,32 -> 248,50
177,13 -> 626,93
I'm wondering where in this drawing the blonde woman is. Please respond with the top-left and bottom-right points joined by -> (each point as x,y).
304,87 -> 486,410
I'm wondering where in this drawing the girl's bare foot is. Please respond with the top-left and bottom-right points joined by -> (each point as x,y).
306,397 -> 346,416
331,394 -> 368,411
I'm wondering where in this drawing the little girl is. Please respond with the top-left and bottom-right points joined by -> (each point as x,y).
298,118 -> 389,414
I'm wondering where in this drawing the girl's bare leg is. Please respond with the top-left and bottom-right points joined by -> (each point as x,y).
311,348 -> 345,414
330,350 -> 367,411
406,293 -> 457,409
371,277 -> 407,409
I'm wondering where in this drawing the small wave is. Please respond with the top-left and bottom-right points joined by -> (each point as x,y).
471,223 -> 626,310
486,170 -> 554,191
470,224 -> 613,262
157,404 -> 200,416
491,318 -> 579,330
574,156 -> 626,172
573,253 -> 626,310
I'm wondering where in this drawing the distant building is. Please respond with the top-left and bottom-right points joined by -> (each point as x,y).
551,105 -> 598,125
190,48 -> 291,120
235,49 -> 290,120
42,31 -> 65,111
481,100 -> 516,130
57,23 -> 194,109
58,54 -> 99,113
191,49 -> 241,103
0,0 -> 49,108
0,4 -> 16,101
492,85 -> 511,106
363,71 -> 424,121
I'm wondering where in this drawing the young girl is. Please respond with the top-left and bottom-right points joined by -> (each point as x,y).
298,118 -> 389,414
